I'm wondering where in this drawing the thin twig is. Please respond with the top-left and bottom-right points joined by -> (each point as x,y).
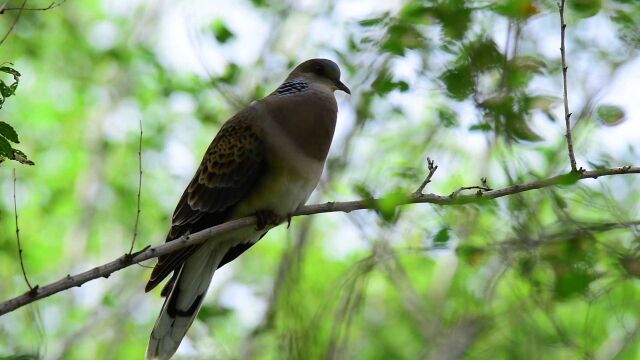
128,118 -> 143,255
449,184 -> 493,198
558,0 -> 578,172
0,0 -> 65,13
0,0 -> 26,46
0,165 -> 639,316
13,169 -> 33,291
413,157 -> 438,195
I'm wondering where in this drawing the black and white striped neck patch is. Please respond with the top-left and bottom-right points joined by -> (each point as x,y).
276,79 -> 309,96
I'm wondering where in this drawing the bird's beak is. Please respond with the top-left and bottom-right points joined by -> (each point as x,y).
335,80 -> 351,94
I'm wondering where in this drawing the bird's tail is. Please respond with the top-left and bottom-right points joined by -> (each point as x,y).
146,243 -> 227,360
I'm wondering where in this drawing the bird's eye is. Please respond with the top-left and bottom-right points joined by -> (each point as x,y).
313,65 -> 325,76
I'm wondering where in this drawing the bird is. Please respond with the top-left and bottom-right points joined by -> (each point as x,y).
145,58 -> 350,360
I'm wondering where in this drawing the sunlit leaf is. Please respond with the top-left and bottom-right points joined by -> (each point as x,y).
568,0 -> 603,18
494,0 -> 540,19
596,104 -> 625,126
376,189 -> 408,223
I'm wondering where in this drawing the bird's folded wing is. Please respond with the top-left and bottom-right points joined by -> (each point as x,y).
145,110 -> 266,292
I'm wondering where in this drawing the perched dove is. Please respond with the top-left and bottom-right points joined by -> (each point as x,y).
145,58 -> 350,360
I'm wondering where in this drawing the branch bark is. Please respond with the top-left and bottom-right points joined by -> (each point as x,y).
0,165 -> 638,316
558,0 -> 578,172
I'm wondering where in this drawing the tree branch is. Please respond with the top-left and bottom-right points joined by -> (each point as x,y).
0,0 -> 65,13
128,118 -> 143,255
413,157 -> 438,196
0,165 -> 639,316
558,0 -> 578,172
0,0 -> 26,47
13,169 -> 33,291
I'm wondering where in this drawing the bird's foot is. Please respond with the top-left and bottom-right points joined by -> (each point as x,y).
254,209 -> 284,230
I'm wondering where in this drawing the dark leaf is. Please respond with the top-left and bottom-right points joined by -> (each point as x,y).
469,122 -> 492,132
465,38 -> 503,72
440,65 -> 475,100
382,23 -> 424,55
0,80 -> 14,97
0,121 -> 19,143
554,269 -> 594,299
0,136 -> 14,158
359,15 -> 388,27
210,19 -> 234,43
0,65 -> 21,80
433,227 -> 450,245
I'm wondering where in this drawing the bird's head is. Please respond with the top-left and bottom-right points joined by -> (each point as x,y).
287,58 -> 350,94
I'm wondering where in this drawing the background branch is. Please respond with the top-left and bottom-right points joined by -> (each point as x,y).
12,168 -> 33,291
0,0 -> 26,46
0,165 -> 638,316
558,0 -> 578,172
128,118 -> 143,255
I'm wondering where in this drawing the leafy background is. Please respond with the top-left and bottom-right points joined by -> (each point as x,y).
1,0 -> 640,359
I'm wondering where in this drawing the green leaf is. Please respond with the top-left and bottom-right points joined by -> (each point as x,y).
359,15 -> 387,27
596,104 -> 625,126
376,189 -> 408,223
494,0 -> 540,20
0,80 -> 14,97
553,269 -> 594,299
437,107 -> 458,128
372,71 -> 409,95
508,117 -> 543,142
568,0 -> 603,18
440,65 -> 475,100
210,19 -> 234,43
216,63 -> 240,84
557,172 -> 581,185
465,38 -> 503,72
0,121 -> 19,143
198,304 -> 232,320
456,245 -> 486,266
433,227 -> 450,245
0,135 -> 14,158
0,65 -> 21,79
469,122 -> 492,132
530,95 -> 560,113
381,23 -> 424,55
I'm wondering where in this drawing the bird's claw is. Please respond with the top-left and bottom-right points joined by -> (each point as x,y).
254,209 -> 284,230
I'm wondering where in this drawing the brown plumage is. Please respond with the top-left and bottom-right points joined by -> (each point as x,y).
146,58 -> 349,360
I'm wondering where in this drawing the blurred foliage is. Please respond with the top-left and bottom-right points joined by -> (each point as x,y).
1,0 -> 640,359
